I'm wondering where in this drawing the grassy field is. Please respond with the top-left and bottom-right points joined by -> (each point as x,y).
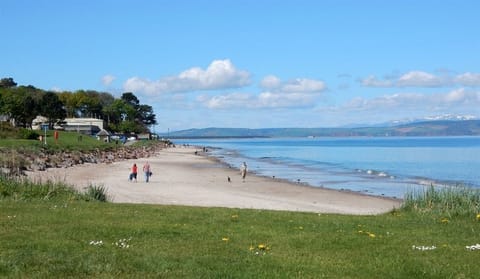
1,180 -> 480,278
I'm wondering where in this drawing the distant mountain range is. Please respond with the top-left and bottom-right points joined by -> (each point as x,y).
162,120 -> 480,138
340,114 -> 478,128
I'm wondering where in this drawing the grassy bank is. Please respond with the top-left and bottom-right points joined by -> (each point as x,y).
1,182 -> 480,278
0,128 -> 109,149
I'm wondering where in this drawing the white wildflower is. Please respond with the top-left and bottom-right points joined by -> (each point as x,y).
115,237 -> 132,249
89,240 -> 104,246
412,245 -> 436,251
466,244 -> 480,251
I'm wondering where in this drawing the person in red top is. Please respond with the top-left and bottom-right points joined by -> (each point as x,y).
129,163 -> 138,182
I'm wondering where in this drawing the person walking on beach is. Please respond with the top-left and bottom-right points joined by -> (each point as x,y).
240,162 -> 248,182
143,162 -> 151,183
129,163 -> 138,182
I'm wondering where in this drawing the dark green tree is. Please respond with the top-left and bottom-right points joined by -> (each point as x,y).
119,92 -> 157,132
41,92 -> 66,129
121,92 -> 140,108
1,87 -> 40,128
0,77 -> 17,88
137,104 -> 157,126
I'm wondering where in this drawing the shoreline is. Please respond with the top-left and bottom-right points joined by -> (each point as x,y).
198,148 -> 399,201
26,146 -> 402,215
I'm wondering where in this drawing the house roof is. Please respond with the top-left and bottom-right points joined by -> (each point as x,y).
96,129 -> 111,136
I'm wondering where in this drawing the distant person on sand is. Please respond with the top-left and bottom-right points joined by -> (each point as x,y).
240,162 -> 248,182
129,163 -> 138,182
143,162 -> 151,183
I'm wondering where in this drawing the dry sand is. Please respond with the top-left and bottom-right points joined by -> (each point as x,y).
27,146 -> 402,215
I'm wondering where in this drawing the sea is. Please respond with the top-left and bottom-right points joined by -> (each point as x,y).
173,137 -> 480,199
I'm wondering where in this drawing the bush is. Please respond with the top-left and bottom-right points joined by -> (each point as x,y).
85,184 -> 108,202
18,128 -> 40,140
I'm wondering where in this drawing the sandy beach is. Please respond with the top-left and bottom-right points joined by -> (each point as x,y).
27,146 -> 402,215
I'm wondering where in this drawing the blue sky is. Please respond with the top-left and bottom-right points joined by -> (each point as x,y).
2,0 -> 479,132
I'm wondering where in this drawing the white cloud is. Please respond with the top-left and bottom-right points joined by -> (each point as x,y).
260,75 -> 281,89
342,89 -> 480,111
200,90 -> 319,109
361,71 -> 480,88
360,75 -> 393,87
201,92 -> 254,109
454,72 -> 480,86
397,71 -> 447,87
257,91 -> 318,108
260,75 -> 326,93
101,74 -> 116,86
200,76 -> 327,109
123,59 -> 251,95
282,78 -> 326,93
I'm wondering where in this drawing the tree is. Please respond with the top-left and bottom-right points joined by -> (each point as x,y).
41,92 -> 66,129
1,87 -> 40,128
119,92 -> 157,132
58,91 -> 77,118
137,104 -> 157,126
0,77 -> 17,88
121,92 -> 140,108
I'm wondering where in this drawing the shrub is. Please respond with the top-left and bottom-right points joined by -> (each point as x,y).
85,184 -> 108,202
18,128 -> 40,140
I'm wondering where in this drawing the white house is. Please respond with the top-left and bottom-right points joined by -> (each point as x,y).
32,116 -> 105,135
63,118 -> 104,135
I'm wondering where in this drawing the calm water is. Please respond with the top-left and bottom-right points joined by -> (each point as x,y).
174,137 -> 480,198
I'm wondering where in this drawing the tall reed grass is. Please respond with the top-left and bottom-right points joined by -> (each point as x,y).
0,175 -> 109,202
402,185 -> 480,216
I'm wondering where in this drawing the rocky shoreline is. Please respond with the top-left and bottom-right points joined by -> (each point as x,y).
0,142 -> 167,176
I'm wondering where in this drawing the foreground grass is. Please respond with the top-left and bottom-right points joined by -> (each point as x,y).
2,196 -> 480,278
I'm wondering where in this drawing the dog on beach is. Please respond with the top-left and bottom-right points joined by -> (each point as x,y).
227,176 -> 231,182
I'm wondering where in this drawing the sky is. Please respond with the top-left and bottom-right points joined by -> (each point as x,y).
1,0 -> 479,132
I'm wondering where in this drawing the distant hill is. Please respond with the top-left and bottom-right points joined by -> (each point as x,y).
162,120 -> 480,138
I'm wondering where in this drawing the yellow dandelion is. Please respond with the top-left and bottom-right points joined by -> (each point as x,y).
358,230 -> 363,233
476,213 -> 480,221
368,233 -> 376,238
222,237 -> 229,242
231,214 -> 239,219
249,245 -> 255,251
298,226 -> 303,230
258,244 -> 266,250
441,218 -> 449,223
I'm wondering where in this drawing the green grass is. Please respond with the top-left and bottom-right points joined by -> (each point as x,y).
0,130 -> 114,153
2,182 -> 480,278
0,129 -> 163,152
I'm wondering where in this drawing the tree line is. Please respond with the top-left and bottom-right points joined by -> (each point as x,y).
0,77 -> 156,134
